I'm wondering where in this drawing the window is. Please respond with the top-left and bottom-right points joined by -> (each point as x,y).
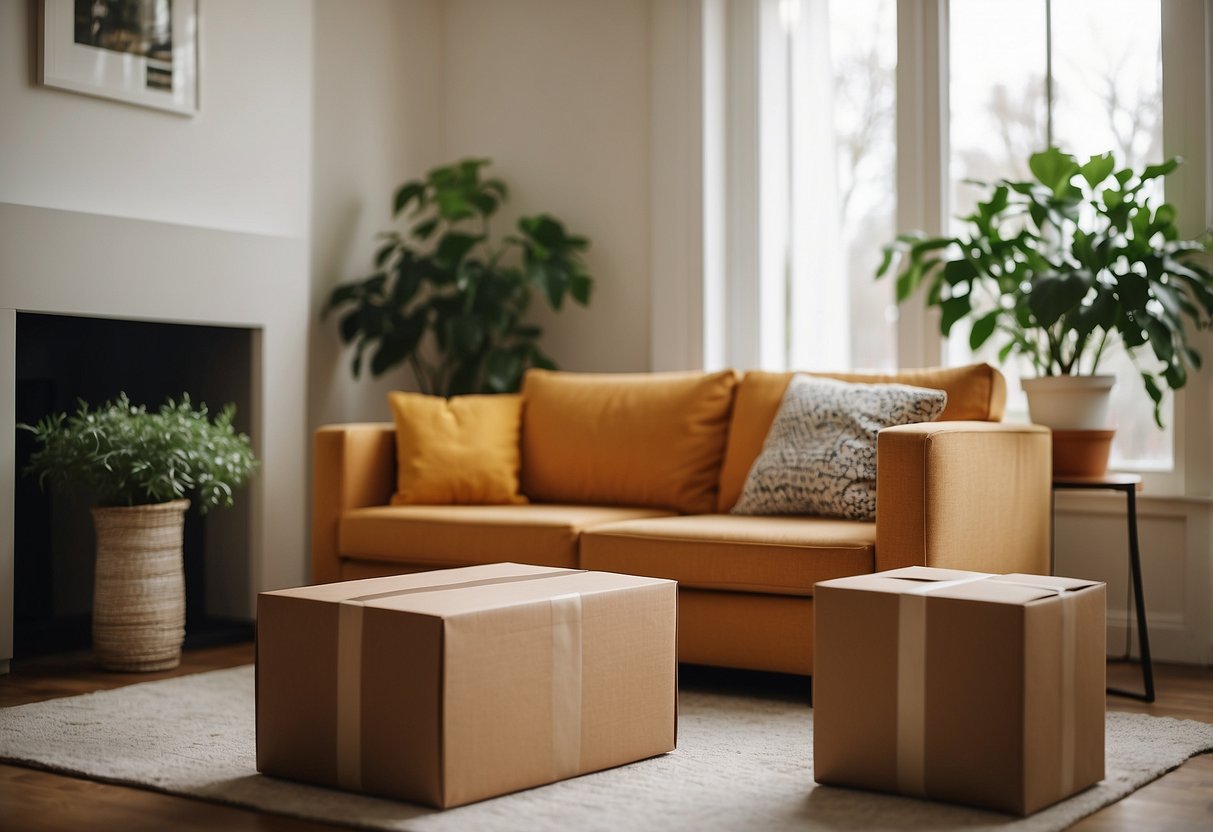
722,0 -> 898,373
705,0 -> 1198,480
947,0 -> 1168,469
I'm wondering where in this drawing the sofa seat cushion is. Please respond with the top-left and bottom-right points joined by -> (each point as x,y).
580,514 -> 875,596
338,504 -> 676,569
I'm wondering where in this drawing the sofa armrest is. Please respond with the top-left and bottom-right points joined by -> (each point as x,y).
312,423 -> 396,584
875,421 -> 1051,574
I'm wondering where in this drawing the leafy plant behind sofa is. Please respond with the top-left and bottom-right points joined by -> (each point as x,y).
324,158 -> 594,396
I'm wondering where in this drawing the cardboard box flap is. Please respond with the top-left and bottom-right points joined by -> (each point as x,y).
261,562 -> 576,602
368,570 -> 674,617
992,574 -> 1101,592
924,579 -> 1066,606
816,566 -> 991,596
877,566 -> 992,583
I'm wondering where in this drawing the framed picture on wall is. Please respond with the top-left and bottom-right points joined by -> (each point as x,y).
40,0 -> 199,116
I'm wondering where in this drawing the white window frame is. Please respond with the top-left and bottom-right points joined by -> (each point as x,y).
649,0 -> 1212,497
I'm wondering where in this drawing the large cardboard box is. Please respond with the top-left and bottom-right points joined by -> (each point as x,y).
257,563 -> 677,808
813,566 -> 1105,815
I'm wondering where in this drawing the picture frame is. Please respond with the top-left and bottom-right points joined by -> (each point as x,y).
40,0 -> 199,116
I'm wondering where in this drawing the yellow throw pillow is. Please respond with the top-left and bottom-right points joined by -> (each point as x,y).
388,392 -> 527,506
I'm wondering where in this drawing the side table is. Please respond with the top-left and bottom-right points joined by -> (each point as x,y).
1052,473 -> 1155,703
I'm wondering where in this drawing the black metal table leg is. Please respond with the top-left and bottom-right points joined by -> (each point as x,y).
1107,484 -> 1155,702
1052,475 -> 1154,703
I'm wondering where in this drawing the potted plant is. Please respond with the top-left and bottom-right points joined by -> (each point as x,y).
324,158 -> 594,396
21,394 -> 257,671
878,146 -> 1213,474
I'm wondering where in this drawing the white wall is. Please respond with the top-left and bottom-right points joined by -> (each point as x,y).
311,0 -> 654,432
0,0 -> 315,665
1055,495 -> 1213,665
309,0 -> 445,429
0,0 -> 311,238
442,0 -> 652,376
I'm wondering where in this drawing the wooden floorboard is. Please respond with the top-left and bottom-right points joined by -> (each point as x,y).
1,644 -> 1210,831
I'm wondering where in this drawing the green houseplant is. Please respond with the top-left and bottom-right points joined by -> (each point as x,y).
324,158 -> 594,396
878,147 -> 1213,438
21,394 -> 257,671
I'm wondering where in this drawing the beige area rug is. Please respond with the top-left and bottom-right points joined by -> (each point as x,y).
1,666 -> 1211,832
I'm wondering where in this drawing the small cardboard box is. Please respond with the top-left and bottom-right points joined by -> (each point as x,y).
257,563 -> 677,808
813,566 -> 1105,815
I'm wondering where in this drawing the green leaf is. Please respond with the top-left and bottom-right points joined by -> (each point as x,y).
485,349 -> 524,393
569,273 -> 593,305
1070,290 -> 1119,340
875,243 -> 898,279
969,311 -> 999,349
435,191 -> 475,221
447,360 -> 482,396
374,242 -> 397,269
1141,157 -> 1181,181
530,346 -> 558,371
942,258 -> 978,286
1143,317 -> 1175,364
412,218 -> 440,241
1080,153 -> 1116,188
1154,202 -> 1177,229
450,315 -> 486,355
434,232 -> 483,268
1028,273 -> 1090,328
324,282 -> 361,317
472,192 -> 500,216
1114,272 -> 1151,310
338,308 -> 362,344
939,295 -> 972,336
1164,357 -> 1188,390
393,258 -> 422,305
519,214 -> 568,249
909,237 -> 953,259
393,182 -> 425,217
530,259 -> 570,310
1029,147 -> 1079,192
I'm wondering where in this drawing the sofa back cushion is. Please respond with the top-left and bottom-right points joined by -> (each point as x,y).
715,363 -> 1006,513
521,369 -> 738,514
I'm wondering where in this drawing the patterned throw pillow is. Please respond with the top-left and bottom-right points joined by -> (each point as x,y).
731,375 -> 947,520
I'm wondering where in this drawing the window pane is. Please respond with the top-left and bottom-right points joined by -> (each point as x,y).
786,0 -> 897,371
946,0 -> 1048,417
947,0 -> 1170,470
1051,0 -> 1168,469
949,0 -> 1048,223
832,0 -> 897,371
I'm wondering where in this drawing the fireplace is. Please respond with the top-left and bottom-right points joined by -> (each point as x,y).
13,312 -> 256,656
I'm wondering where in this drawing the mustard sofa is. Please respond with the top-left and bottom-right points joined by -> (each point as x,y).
312,364 -> 1052,675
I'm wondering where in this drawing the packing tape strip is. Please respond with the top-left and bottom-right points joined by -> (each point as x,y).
336,602 -> 364,792
1060,589 -> 1077,796
334,568 -> 588,792
896,575 -> 1080,799
896,574 -> 993,796
549,593 -> 584,781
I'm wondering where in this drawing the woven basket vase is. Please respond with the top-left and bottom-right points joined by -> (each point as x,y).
90,500 -> 189,672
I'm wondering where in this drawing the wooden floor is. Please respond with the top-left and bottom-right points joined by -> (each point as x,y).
0,646 -> 1210,831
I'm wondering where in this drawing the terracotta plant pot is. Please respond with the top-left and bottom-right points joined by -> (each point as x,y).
1051,429 -> 1115,477
90,500 -> 189,671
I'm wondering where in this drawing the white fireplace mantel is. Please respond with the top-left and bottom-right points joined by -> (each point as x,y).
0,202 -> 311,672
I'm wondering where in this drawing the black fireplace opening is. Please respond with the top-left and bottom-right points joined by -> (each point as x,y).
14,312 -> 257,658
